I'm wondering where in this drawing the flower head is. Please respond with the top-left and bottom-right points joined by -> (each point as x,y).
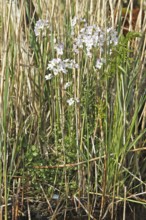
95,58 -> 106,69
64,82 -> 72,89
72,21 -> 118,61
73,24 -> 105,57
67,97 -> 80,106
45,58 -> 78,79
67,98 -> 75,106
54,43 -> 64,55
45,74 -> 53,80
107,28 -> 118,46
34,19 -> 49,37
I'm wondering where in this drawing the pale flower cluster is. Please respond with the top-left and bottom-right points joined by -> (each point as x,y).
73,22 -> 118,58
45,58 -> 79,80
34,19 -> 49,37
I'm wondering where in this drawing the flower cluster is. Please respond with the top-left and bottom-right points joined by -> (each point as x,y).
73,22 -> 118,57
45,58 -> 79,80
34,19 -> 49,37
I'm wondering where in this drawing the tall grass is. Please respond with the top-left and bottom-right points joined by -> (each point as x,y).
0,0 -> 146,219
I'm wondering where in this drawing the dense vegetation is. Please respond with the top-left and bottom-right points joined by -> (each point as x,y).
0,0 -> 146,219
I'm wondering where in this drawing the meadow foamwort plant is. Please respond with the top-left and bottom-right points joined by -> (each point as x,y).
42,17 -> 118,80
41,17 -> 119,105
3,1 -> 145,218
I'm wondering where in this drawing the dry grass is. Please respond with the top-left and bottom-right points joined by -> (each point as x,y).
0,0 -> 146,219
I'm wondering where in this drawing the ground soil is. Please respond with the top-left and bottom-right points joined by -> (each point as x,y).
7,197 -> 146,220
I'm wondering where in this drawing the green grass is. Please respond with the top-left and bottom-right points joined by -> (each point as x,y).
0,0 -> 146,219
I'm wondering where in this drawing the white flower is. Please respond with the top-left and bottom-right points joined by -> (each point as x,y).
107,27 -> 113,33
45,74 -> 53,80
80,27 -> 86,33
67,97 -> 80,106
34,19 -> 49,37
54,43 -> 64,55
67,98 -> 75,106
64,82 -> 72,89
53,68 -> 60,75
107,28 -> 118,46
95,59 -> 103,69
